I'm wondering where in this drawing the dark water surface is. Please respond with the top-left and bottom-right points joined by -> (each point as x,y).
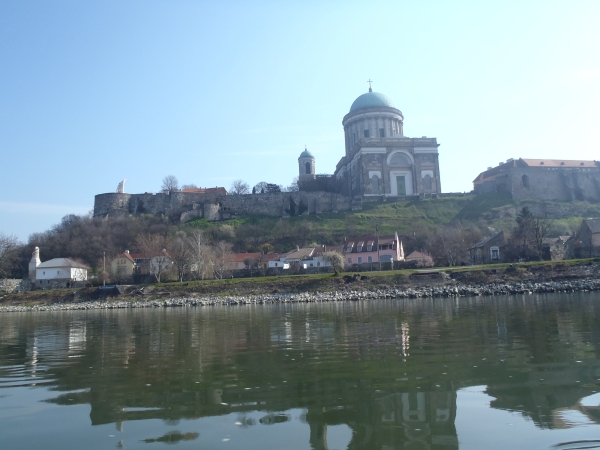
2,293 -> 600,450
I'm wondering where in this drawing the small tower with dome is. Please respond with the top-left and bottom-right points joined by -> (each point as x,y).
298,147 -> 316,181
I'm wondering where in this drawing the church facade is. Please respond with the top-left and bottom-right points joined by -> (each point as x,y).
298,88 -> 442,198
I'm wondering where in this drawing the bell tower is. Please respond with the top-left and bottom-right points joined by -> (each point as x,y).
298,147 -> 315,181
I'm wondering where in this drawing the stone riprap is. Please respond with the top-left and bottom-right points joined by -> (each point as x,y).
2,279 -> 600,313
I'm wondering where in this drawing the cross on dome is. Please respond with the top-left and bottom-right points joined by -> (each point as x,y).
367,79 -> 373,92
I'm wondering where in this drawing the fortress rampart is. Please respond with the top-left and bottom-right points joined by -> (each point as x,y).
94,191 -> 357,222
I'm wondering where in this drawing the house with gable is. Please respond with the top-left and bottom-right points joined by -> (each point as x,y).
573,219 -> 600,258
28,247 -> 89,288
342,232 -> 404,266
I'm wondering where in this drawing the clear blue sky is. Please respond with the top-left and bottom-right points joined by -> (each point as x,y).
1,0 -> 599,241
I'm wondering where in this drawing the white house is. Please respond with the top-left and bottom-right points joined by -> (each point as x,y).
29,248 -> 89,288
268,246 -> 333,270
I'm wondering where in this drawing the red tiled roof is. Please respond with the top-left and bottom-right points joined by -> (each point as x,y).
225,253 -> 261,263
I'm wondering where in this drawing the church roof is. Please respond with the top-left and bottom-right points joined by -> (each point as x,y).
299,149 -> 314,159
349,91 -> 395,113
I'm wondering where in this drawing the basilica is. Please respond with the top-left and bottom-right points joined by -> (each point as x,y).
298,86 -> 441,197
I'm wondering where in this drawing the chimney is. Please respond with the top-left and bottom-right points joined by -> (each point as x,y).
29,247 -> 40,280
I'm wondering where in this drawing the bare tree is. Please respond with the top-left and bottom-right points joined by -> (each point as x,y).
230,180 -> 250,195
213,241 -> 233,279
0,233 -> 21,277
429,225 -> 482,266
136,234 -> 172,282
186,229 -> 212,280
168,233 -> 195,282
161,175 -> 179,193
323,251 -> 344,274
285,177 -> 300,192
532,216 -> 552,260
181,183 -> 198,190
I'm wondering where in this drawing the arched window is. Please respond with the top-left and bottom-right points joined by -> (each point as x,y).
522,174 -> 530,188
371,175 -> 380,194
389,153 -> 411,166
305,162 -> 311,174
423,174 -> 432,191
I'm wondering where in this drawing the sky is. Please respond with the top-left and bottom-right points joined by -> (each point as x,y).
1,0 -> 599,241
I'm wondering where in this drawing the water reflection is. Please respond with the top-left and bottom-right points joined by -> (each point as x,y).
0,293 -> 600,449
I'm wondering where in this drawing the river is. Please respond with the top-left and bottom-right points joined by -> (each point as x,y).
1,292 -> 600,449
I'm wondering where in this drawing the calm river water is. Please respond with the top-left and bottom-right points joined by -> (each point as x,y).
2,292 -> 600,449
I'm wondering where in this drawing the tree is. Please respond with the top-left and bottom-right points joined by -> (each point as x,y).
162,175 -> 179,192
186,229 -> 213,280
265,183 -> 282,193
285,177 -> 300,192
230,180 -> 250,195
181,183 -> 198,190
513,207 -> 535,259
0,233 -> 21,277
168,233 -> 195,282
428,225 -> 481,266
213,241 -> 233,279
136,233 -> 172,282
532,216 -> 552,260
253,182 -> 268,194
323,251 -> 344,274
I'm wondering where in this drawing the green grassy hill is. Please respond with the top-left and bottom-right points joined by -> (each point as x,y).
186,193 -> 600,253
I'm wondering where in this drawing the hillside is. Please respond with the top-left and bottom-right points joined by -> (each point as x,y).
186,193 -> 600,252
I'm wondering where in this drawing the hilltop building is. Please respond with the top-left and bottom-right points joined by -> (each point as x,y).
298,86 -> 442,198
473,158 -> 600,201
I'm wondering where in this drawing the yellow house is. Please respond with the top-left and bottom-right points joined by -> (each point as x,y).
110,250 -> 136,282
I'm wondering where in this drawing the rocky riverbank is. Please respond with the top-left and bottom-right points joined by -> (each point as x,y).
2,278 -> 600,313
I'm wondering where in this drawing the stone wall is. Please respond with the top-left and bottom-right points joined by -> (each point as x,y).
94,191 -> 355,223
478,167 -> 600,202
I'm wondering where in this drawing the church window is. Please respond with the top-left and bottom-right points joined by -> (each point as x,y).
364,129 -> 370,138
389,153 -> 411,166
371,175 -> 380,194
305,162 -> 311,174
423,174 -> 432,191
522,174 -> 530,188
379,128 -> 385,138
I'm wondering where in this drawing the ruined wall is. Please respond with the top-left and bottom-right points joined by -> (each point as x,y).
94,191 -> 354,222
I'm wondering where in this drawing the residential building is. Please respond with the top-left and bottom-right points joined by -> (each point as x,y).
110,250 -> 136,281
405,251 -> 434,267
470,231 -> 506,264
342,233 -> 404,265
28,247 -> 89,288
573,219 -> 600,258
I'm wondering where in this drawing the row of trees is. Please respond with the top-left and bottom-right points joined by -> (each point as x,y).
159,175 -> 300,195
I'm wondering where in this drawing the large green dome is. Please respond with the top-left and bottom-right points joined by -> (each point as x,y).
349,91 -> 395,113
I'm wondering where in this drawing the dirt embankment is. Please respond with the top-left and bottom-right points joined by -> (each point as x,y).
1,261 -> 598,308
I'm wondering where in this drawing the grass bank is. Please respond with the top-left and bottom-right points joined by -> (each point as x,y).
2,259 -> 599,307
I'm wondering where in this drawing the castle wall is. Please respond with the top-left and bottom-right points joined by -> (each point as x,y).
508,168 -> 600,201
94,191 -> 353,222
